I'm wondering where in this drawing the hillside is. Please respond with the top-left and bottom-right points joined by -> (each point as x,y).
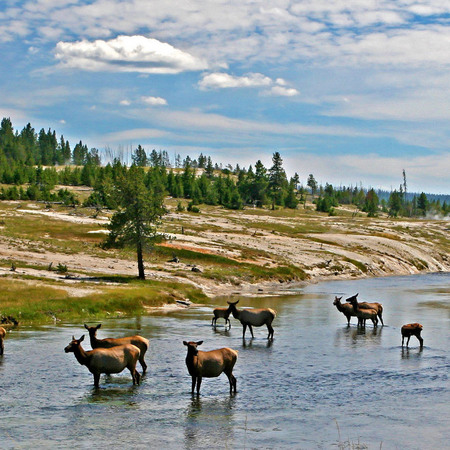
1,197 -> 448,314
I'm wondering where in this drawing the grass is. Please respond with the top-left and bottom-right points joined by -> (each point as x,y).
0,277 -> 207,324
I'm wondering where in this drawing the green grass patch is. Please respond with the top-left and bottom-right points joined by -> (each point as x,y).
0,277 -> 207,324
343,257 -> 368,273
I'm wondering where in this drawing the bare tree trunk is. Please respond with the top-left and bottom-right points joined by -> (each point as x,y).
137,239 -> 145,280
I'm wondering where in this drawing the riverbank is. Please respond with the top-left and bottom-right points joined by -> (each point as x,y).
0,199 -> 449,323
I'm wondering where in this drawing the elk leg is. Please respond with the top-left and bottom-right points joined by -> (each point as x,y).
191,376 -> 196,393
248,324 -> 254,338
196,377 -> 202,395
267,324 -> 274,340
93,373 -> 100,388
406,336 -> 411,347
242,323 -> 247,338
140,357 -> 147,374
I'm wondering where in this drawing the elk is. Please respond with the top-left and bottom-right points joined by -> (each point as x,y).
0,326 -> 5,355
401,323 -> 424,348
333,296 -> 356,326
183,340 -> 238,394
345,293 -> 384,325
84,324 -> 149,373
347,296 -> 378,327
211,307 -> 232,329
64,335 -> 140,387
227,300 -> 276,339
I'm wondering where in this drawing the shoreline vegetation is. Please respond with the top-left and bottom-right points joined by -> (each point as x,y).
0,196 -> 448,325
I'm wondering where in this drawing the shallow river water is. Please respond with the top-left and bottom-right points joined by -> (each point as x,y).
1,273 -> 449,449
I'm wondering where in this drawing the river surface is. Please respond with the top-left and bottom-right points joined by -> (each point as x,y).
0,273 -> 449,449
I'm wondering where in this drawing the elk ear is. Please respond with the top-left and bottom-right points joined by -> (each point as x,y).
356,293 -> 358,297
196,341 -> 203,346
72,335 -> 76,340
183,341 -> 188,346
84,324 -> 89,330
79,335 -> 85,342
96,324 -> 102,329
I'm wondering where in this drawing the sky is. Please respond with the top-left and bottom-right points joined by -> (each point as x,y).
0,0 -> 449,194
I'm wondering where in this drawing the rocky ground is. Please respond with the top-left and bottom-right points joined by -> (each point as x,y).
0,200 -> 449,299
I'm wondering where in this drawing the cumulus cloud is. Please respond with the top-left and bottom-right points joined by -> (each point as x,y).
265,85 -> 300,97
54,35 -> 208,73
141,96 -> 167,106
199,73 -> 272,90
199,72 -> 299,96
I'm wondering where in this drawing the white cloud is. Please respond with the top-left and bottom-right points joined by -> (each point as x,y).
199,72 -> 299,96
120,100 -> 131,106
199,73 -> 272,90
265,86 -> 300,97
54,35 -> 208,73
141,96 -> 167,106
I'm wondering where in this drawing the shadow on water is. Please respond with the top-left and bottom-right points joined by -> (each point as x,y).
401,346 -> 424,360
242,337 -> 273,349
184,394 -> 237,449
334,325 -> 383,348
211,326 -> 231,337
83,383 -> 140,406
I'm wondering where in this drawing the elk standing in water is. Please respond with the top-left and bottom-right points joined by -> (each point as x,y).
65,335 -> 141,387
345,294 -> 384,325
401,323 -> 424,348
333,296 -> 356,326
0,327 -> 5,355
183,341 -> 238,394
211,307 -> 232,329
227,300 -> 276,339
347,296 -> 378,327
84,324 -> 149,373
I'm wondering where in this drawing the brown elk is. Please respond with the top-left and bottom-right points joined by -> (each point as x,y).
401,323 -> 424,348
333,296 -> 356,326
65,335 -> 141,387
0,327 -> 5,355
227,300 -> 276,339
84,324 -> 149,373
345,293 -> 384,325
183,340 -> 238,394
211,307 -> 232,329
347,296 -> 378,327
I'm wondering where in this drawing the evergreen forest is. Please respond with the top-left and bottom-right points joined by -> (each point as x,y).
0,117 -> 449,218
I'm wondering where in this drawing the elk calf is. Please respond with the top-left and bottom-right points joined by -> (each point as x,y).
401,323 -> 423,348
65,335 -> 141,387
211,307 -> 231,329
183,340 -> 238,394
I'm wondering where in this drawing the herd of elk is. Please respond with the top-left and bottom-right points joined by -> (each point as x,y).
2,290 -> 424,392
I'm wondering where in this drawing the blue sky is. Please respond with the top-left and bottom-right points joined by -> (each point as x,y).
1,0 -> 449,193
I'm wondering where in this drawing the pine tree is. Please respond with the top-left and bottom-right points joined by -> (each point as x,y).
268,152 -> 288,209
104,165 -> 167,279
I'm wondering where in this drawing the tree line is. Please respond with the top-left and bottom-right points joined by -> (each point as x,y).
0,117 -> 448,218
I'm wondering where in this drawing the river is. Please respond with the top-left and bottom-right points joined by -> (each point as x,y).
0,273 -> 449,449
